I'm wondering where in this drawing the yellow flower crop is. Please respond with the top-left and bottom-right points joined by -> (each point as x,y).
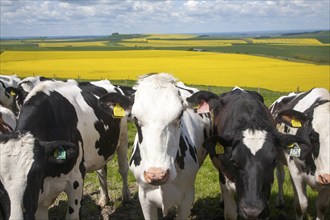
0,50 -> 328,92
38,41 -> 108,47
250,38 -> 325,46
120,39 -> 246,47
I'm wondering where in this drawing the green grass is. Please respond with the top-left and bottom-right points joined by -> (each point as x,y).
46,84 -> 328,220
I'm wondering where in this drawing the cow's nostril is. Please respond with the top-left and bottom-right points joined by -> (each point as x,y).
318,173 -> 330,185
144,168 -> 169,185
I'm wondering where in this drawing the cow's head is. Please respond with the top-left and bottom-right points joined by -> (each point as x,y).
5,76 -> 52,116
0,132 -> 78,219
99,73 -> 198,186
0,75 -> 20,110
188,90 -> 312,219
275,99 -> 330,186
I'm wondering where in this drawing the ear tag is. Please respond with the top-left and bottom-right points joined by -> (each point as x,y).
113,103 -> 125,118
291,119 -> 302,128
197,101 -> 210,114
215,142 -> 225,155
289,143 -> 301,158
54,146 -> 66,160
10,90 -> 16,96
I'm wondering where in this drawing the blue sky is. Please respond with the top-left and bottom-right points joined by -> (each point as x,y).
1,0 -> 329,37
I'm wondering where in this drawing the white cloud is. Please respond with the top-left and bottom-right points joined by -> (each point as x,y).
0,0 -> 329,37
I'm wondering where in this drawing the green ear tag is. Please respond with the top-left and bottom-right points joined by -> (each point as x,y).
215,142 -> 225,155
291,119 -> 302,128
289,143 -> 301,158
113,103 -> 125,118
54,146 -> 66,160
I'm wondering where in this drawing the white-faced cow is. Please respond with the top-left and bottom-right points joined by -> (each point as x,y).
270,87 -> 330,219
0,75 -> 20,110
99,73 -> 212,220
187,87 -> 311,219
0,79 -> 133,219
5,76 -> 54,116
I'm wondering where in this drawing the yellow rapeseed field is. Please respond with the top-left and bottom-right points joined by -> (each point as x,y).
145,34 -> 197,39
120,39 -> 246,47
0,50 -> 329,92
38,41 -> 108,47
250,38 -> 326,46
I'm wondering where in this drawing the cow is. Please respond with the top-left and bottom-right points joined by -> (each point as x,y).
98,73 -> 212,220
186,87 -> 311,219
0,132 -> 79,220
0,79 -> 133,219
5,76 -> 54,116
0,105 -> 16,134
270,88 -> 330,220
0,75 -> 20,110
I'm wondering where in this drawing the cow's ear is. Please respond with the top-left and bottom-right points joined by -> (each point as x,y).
5,87 -> 18,96
43,141 -> 78,165
274,132 -> 312,154
277,109 -> 308,128
98,92 -> 134,118
186,91 -> 219,114
203,135 -> 232,157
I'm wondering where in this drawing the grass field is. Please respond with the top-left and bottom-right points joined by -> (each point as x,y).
1,50 -> 329,92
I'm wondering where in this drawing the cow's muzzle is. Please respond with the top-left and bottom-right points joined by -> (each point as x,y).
239,205 -> 269,219
317,173 -> 330,186
144,168 -> 169,186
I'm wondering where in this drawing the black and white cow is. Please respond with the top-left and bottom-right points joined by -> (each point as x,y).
0,75 -> 20,110
187,87 -> 310,219
270,87 -> 330,219
0,79 -> 133,219
0,132 -> 79,220
5,76 -> 54,116
0,105 -> 16,133
99,73 -> 212,219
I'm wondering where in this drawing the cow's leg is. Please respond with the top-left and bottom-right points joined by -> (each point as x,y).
35,206 -> 48,220
276,163 -> 285,208
221,181 -> 237,220
116,120 -> 130,202
65,177 -> 83,220
97,166 -> 110,207
138,186 -> 158,220
176,187 -> 194,219
290,174 -> 307,220
316,187 -> 330,220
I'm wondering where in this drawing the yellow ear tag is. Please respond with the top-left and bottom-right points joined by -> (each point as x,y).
215,142 -> 225,155
291,119 -> 302,128
287,143 -> 295,148
10,91 -> 16,96
113,103 -> 125,118
193,104 -> 200,110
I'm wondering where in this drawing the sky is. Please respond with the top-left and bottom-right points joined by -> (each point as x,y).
1,0 -> 329,38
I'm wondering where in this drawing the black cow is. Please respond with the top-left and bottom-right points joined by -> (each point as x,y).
187,87 -> 310,219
